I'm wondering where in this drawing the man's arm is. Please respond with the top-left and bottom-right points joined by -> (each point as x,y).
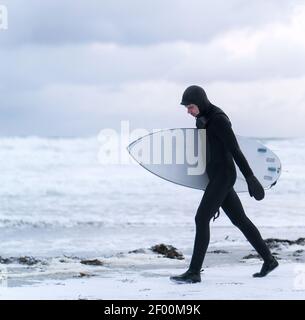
207,114 -> 264,200
209,114 -> 253,179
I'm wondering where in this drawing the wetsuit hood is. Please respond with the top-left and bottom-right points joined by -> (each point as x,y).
180,85 -> 226,122
180,85 -> 212,117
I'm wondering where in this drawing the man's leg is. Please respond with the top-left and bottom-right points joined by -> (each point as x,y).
221,188 -> 278,277
170,177 -> 230,283
188,178 -> 230,272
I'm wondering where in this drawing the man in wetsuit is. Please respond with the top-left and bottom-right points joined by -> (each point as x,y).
170,85 -> 279,284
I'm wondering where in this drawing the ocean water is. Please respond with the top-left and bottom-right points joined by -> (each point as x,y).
0,136 -> 304,260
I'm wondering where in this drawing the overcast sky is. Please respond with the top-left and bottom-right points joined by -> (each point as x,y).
0,0 -> 305,137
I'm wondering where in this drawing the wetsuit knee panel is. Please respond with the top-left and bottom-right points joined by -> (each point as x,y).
195,212 -> 210,225
195,210 -> 218,225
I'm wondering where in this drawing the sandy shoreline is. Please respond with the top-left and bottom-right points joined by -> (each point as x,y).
1,235 -> 305,300
1,261 -> 304,300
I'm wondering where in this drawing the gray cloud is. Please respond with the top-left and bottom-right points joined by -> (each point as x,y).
0,0 -> 301,46
0,0 -> 305,137
1,30 -> 305,91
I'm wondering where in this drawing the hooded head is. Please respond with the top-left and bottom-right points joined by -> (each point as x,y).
180,85 -> 211,116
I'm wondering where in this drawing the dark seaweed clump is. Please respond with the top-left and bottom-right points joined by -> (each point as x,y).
150,243 -> 184,260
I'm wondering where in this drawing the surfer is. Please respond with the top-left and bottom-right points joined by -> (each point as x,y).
170,85 -> 279,284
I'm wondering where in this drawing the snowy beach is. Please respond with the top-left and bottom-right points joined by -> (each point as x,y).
0,136 -> 305,299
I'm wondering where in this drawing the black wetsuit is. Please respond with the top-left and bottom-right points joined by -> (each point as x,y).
180,86 -> 273,273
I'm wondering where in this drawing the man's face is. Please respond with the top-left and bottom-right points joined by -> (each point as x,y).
186,104 -> 200,117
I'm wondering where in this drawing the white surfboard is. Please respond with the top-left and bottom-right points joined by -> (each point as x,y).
127,128 -> 281,192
